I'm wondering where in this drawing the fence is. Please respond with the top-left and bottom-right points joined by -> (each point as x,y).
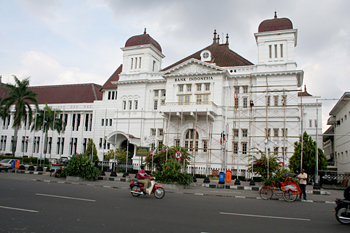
308,171 -> 350,187
95,161 -> 249,177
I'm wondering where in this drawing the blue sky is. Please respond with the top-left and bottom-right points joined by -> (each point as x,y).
1,0 -> 350,131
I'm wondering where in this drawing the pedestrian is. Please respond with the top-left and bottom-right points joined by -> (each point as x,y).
297,169 -> 308,200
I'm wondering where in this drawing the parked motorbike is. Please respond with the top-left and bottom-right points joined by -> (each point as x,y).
130,177 -> 165,199
334,187 -> 350,225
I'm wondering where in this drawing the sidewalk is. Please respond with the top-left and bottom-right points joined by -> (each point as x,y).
0,170 -> 344,204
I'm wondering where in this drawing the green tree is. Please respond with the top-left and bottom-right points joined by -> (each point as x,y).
144,146 -> 193,186
2,76 -> 38,156
289,131 -> 328,175
247,149 -> 282,178
104,148 -> 127,163
85,139 -> 99,162
31,103 -> 64,156
61,153 -> 101,180
144,145 -> 191,170
0,98 -> 9,121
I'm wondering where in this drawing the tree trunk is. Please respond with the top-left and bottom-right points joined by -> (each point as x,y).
12,125 -> 18,157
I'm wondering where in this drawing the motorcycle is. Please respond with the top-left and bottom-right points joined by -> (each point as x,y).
130,177 -> 165,199
334,187 -> 350,225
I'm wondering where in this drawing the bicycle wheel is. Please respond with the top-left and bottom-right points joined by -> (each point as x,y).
259,186 -> 273,200
283,190 -> 298,202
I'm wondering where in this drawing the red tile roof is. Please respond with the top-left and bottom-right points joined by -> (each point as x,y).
161,41 -> 253,71
0,83 -> 102,105
101,65 -> 122,90
298,91 -> 312,97
125,29 -> 162,53
258,12 -> 293,33
298,85 -> 312,97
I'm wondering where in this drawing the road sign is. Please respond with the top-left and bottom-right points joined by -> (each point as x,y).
174,151 -> 183,159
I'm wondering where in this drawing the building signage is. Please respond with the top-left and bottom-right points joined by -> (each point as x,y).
175,76 -> 213,82
136,147 -> 150,157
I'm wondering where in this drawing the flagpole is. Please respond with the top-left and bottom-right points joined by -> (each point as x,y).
102,109 -> 107,174
110,109 -> 118,177
59,107 -> 65,160
23,112 -> 27,161
32,110 -> 37,164
50,109 -> 55,160
40,109 -> 46,168
124,109 -> 131,177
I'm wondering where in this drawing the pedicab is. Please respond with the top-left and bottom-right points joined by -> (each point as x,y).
259,173 -> 302,202
49,157 -> 69,177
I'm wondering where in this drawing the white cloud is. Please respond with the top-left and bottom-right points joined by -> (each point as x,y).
1,0 -> 350,133
7,51 -> 105,86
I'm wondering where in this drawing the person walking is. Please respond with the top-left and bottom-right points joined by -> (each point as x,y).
297,169 -> 308,200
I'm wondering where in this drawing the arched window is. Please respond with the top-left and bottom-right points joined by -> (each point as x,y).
185,129 -> 199,152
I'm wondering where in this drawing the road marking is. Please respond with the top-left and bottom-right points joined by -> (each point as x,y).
0,205 -> 38,213
36,193 -> 96,202
220,212 -> 310,221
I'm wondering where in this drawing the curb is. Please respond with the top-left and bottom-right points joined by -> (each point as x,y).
8,172 -> 332,196
28,178 -> 336,204
200,183 -> 331,195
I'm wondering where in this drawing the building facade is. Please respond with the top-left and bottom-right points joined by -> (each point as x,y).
0,13 -> 323,174
324,92 -> 350,173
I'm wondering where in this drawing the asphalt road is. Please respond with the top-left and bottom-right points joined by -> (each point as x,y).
0,176 -> 349,233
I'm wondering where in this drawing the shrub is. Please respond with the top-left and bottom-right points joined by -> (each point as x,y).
152,159 -> 193,186
247,149 -> 282,178
61,154 -> 100,180
262,168 -> 295,186
144,146 -> 191,170
144,146 -> 193,186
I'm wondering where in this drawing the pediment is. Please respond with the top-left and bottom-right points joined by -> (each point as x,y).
163,58 -> 225,76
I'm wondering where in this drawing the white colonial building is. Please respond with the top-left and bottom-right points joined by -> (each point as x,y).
323,92 -> 350,174
0,13 -> 323,174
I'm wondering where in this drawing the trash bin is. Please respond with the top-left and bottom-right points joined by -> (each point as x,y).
11,160 -> 15,168
15,160 -> 20,169
226,170 -> 232,183
219,172 -> 225,184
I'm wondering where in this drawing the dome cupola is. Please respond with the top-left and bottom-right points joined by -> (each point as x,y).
125,28 -> 162,53
258,12 -> 293,33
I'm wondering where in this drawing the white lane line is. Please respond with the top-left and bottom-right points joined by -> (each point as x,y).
36,193 -> 96,202
220,212 -> 310,221
0,205 -> 38,213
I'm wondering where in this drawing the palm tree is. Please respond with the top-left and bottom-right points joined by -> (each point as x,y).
0,98 -> 9,121
31,103 -> 64,158
2,76 -> 38,157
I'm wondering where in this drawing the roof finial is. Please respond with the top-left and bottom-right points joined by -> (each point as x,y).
213,29 -> 217,43
217,34 -> 220,44
226,33 -> 229,45
274,11 -> 277,19
144,28 -> 146,34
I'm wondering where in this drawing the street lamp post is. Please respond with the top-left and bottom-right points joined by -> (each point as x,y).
314,99 -> 321,189
249,148 -> 256,186
265,139 -> 269,179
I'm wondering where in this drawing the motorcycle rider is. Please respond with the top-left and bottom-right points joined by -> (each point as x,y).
137,164 -> 152,195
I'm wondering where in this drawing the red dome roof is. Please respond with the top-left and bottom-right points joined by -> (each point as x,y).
125,29 -> 162,52
258,12 -> 293,33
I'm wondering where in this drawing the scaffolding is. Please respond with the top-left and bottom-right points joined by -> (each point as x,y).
159,75 -> 303,177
